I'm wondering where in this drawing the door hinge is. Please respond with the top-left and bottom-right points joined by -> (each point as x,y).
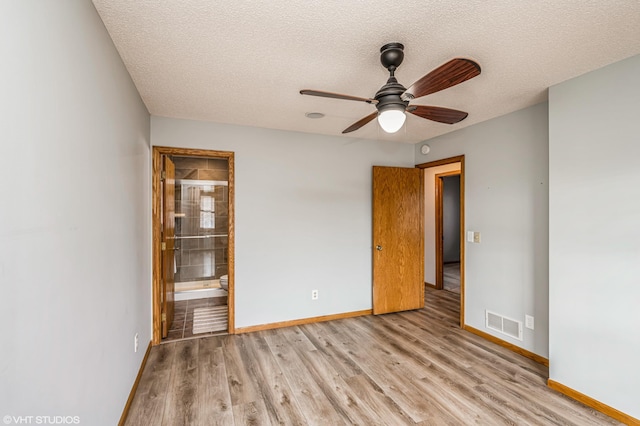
161,313 -> 166,322
161,170 -> 166,180
161,242 -> 166,251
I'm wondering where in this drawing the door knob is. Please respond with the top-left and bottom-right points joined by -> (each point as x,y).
376,245 -> 383,251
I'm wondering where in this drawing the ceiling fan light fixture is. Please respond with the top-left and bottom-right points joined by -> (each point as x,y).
299,43 -> 480,134
377,108 -> 406,133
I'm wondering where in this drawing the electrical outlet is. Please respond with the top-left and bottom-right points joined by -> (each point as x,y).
134,333 -> 139,353
311,289 -> 318,300
525,315 -> 534,330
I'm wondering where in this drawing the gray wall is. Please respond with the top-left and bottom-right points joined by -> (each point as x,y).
0,3 -> 151,424
415,103 -> 549,357
443,175 -> 461,263
152,117 -> 415,328
549,54 -> 640,418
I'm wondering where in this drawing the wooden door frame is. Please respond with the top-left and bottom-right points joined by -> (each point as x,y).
435,171 -> 461,290
415,155 -> 465,327
152,146 -> 235,345
161,156 -> 176,338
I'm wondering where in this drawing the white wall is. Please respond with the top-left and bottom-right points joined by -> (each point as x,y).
549,54 -> 640,418
415,103 -> 549,357
152,117 -> 415,328
0,3 -> 150,424
423,163 -> 461,284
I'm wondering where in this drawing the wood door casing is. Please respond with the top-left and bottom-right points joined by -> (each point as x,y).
372,166 -> 424,314
152,147 -> 235,345
161,156 -> 175,338
416,155 -> 465,328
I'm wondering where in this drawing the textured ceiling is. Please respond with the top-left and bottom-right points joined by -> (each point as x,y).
92,1 -> 640,144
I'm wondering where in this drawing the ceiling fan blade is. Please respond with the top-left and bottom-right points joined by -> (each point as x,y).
408,105 -> 468,124
300,89 -> 377,104
342,112 -> 378,134
402,58 -> 481,100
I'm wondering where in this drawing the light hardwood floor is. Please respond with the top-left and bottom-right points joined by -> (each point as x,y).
125,288 -> 619,425
443,262 -> 460,294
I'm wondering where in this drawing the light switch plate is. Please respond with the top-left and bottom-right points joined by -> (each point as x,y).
473,232 -> 481,243
467,231 -> 474,243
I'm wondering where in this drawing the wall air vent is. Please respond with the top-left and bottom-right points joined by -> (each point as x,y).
485,310 -> 523,341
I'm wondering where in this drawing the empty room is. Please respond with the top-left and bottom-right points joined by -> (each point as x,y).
2,2 -> 639,425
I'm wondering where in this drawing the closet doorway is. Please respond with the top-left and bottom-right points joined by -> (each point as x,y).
152,147 -> 235,345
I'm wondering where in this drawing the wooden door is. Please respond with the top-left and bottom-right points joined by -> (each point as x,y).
372,166 -> 424,314
161,156 -> 176,338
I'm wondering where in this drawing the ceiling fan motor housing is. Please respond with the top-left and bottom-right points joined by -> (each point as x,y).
376,43 -> 409,113
375,77 -> 409,113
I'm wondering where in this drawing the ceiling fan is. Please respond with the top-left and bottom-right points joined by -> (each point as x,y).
300,43 -> 481,134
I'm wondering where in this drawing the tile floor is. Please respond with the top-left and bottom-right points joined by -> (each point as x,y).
164,296 -> 228,342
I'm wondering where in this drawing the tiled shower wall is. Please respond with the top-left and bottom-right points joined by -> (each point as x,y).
173,157 -> 229,282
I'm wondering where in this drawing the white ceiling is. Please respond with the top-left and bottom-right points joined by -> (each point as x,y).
92,1 -> 640,144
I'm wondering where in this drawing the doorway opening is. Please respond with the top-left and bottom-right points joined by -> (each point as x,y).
152,147 -> 235,345
416,155 -> 465,327
436,172 -> 461,294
